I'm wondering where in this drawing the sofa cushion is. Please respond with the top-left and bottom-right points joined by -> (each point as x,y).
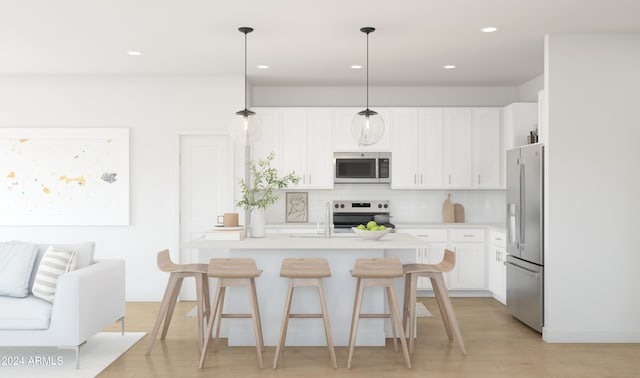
27,241 -> 95,292
0,295 -> 53,329
0,241 -> 38,298
32,246 -> 77,303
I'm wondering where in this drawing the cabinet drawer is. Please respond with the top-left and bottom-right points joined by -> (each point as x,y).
449,229 -> 485,242
490,230 -> 506,247
406,229 -> 448,242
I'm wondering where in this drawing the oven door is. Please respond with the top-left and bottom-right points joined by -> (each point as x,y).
334,157 -> 379,183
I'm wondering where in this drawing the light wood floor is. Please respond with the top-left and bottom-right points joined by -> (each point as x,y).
100,298 -> 639,377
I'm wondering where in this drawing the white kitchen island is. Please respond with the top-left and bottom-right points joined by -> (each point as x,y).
182,232 -> 426,347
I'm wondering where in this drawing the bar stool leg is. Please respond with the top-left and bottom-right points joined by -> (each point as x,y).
250,278 -> 265,352
386,286 -> 399,351
146,273 -> 179,355
214,286 -> 226,341
195,275 -> 205,349
248,279 -> 264,368
407,273 -> 418,354
386,281 -> 412,368
347,277 -> 365,369
430,276 -> 453,341
273,280 -> 294,369
161,276 -> 184,341
403,273 -> 411,332
318,279 -> 338,368
201,274 -> 211,340
433,274 -> 467,355
199,280 -> 223,369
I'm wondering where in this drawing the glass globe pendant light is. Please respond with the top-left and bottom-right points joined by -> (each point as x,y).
229,27 -> 262,145
351,27 -> 384,147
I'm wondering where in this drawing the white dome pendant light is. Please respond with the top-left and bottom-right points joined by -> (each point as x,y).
351,27 -> 384,147
229,27 -> 262,145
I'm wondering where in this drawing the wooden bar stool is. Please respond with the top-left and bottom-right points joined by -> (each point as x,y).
347,258 -> 411,369
199,258 -> 264,369
273,258 -> 337,369
146,249 -> 210,355
402,249 -> 467,355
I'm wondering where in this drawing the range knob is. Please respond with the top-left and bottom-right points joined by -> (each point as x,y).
383,204 -> 388,209
334,203 -> 339,209
378,203 -> 382,208
340,204 -> 345,208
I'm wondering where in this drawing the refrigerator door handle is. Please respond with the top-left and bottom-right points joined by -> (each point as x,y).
505,261 -> 540,278
519,161 -> 525,245
508,203 -> 518,246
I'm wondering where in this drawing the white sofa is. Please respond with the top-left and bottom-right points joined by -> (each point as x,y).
0,241 -> 125,368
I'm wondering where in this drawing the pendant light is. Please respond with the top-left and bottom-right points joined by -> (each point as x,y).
351,27 -> 384,147
229,27 -> 262,145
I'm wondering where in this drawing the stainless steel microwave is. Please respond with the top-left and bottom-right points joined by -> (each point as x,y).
334,152 -> 391,184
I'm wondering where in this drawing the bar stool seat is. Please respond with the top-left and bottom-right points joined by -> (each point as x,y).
146,249 -> 210,356
402,249 -> 467,355
199,258 -> 264,369
273,258 -> 337,369
348,258 -> 411,369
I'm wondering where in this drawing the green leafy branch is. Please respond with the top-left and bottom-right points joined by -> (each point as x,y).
236,152 -> 300,210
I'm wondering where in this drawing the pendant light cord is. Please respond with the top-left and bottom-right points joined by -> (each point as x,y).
244,30 -> 248,110
366,30 -> 369,110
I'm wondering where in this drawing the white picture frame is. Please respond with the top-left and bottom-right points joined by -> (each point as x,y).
0,128 -> 130,225
285,192 -> 308,223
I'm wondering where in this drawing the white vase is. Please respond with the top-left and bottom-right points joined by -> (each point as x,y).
251,208 -> 266,238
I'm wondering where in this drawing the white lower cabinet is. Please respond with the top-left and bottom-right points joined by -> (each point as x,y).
488,230 -> 507,304
404,228 -> 486,291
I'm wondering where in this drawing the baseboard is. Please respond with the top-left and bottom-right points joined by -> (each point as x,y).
543,328 -> 640,343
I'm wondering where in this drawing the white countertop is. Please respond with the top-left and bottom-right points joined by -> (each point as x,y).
182,232 -> 427,250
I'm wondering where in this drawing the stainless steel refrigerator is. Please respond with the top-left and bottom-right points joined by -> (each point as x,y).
506,143 -> 544,333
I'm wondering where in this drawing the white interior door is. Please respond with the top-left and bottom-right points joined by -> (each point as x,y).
179,134 -> 233,299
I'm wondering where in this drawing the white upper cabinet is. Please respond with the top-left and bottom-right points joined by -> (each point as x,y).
472,108 -> 502,188
333,108 -> 392,151
443,109 -> 473,188
281,109 -> 334,189
252,109 -> 282,170
391,108 -> 443,189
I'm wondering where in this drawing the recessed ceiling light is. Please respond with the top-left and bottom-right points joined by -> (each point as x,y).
127,51 -> 142,56
481,27 -> 498,33
256,65 -> 269,69
350,65 -> 363,69
443,65 -> 456,69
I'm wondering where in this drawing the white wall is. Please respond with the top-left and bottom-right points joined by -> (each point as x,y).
517,74 -> 544,102
543,34 -> 640,342
0,75 -> 243,301
253,86 -> 519,107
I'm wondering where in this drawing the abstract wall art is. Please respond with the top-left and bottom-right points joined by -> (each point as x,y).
0,128 -> 129,225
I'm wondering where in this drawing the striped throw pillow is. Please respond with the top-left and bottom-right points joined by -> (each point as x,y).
32,246 -> 77,303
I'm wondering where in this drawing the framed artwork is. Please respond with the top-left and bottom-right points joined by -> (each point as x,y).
0,128 -> 130,225
285,192 -> 308,223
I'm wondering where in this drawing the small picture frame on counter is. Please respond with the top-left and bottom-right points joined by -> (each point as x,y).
285,192 -> 308,223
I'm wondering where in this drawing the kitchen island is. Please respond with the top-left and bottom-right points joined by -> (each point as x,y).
182,232 -> 426,347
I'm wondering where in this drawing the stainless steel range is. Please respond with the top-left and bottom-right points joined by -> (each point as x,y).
332,200 -> 395,233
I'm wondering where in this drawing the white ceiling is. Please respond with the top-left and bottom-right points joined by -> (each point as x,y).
2,0 -> 640,86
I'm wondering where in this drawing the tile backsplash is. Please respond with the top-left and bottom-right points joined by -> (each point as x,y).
263,184 -> 506,226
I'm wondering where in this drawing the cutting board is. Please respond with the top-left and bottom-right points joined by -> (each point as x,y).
454,203 -> 465,223
442,194 -> 455,223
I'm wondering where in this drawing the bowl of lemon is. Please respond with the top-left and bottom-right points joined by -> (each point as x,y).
352,221 -> 390,240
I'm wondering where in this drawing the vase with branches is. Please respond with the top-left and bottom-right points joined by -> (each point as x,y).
237,152 -> 299,237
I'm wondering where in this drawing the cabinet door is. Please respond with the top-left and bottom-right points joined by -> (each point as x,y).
251,109 -> 281,169
443,109 -> 472,187
306,110 -> 334,188
334,108 -> 391,151
417,109 -> 444,187
490,245 -> 507,304
391,109 -> 419,189
473,108 -> 501,188
281,110 -> 308,188
449,243 -> 485,289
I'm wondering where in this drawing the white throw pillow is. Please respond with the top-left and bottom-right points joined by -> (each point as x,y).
32,246 -> 77,303
0,241 -> 38,298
